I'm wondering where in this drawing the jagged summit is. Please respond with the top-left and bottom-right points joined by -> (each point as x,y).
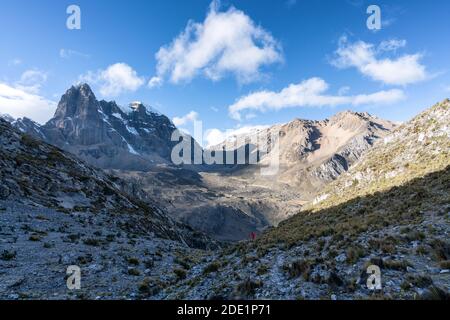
129,101 -> 146,111
211,109 -> 396,200
51,83 -> 100,121
13,84 -> 184,170
127,101 -> 162,117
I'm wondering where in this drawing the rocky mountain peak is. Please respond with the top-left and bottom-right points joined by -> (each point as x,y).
329,110 -> 370,124
52,83 -> 100,122
127,101 -> 153,120
9,83 -> 188,170
127,101 -> 163,119
210,110 -> 396,202
129,101 -> 146,112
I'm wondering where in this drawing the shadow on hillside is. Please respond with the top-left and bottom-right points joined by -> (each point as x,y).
259,165 -> 450,247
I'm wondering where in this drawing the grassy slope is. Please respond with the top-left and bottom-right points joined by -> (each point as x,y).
260,99 -> 450,247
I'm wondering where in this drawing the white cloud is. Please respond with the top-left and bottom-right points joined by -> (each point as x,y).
228,77 -> 405,121
337,86 -> 350,96
172,111 -> 199,126
378,39 -> 407,52
80,63 -> 144,97
0,83 -> 56,124
153,0 -> 282,85
205,125 -> 270,148
0,70 -> 54,123
20,70 -> 47,84
60,48 -> 90,59
204,128 -> 226,147
331,37 -> 428,86
15,69 -> 48,94
148,76 -> 163,88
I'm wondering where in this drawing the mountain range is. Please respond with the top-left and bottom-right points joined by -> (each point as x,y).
1,84 -> 448,300
2,83 -> 398,241
6,84 -> 188,170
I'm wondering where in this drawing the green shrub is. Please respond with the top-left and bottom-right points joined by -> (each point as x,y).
128,268 -> 141,276
439,260 -> 450,269
174,268 -> 187,280
420,286 -> 450,300
174,257 -> 191,270
416,245 -> 428,255
29,234 -> 41,242
283,260 -> 311,280
256,264 -> 269,275
383,259 -> 410,271
138,278 -> 165,296
346,246 -> 366,264
203,261 -> 220,275
127,257 -> 140,266
144,259 -> 154,268
430,239 -> 450,262
401,274 -> 433,290
405,231 -> 426,242
0,250 -> 16,261
235,279 -> 263,297
83,238 -> 101,246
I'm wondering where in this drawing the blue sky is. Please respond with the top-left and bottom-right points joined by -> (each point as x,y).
1,0 -> 450,146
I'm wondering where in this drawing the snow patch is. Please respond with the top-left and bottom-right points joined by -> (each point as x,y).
313,193 -> 329,205
126,143 -> 140,155
128,101 -> 161,116
126,125 -> 139,135
111,113 -> 124,121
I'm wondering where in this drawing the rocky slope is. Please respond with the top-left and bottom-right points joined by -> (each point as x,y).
0,118 -> 213,248
308,99 -> 450,212
161,100 -> 450,300
0,118 -> 220,299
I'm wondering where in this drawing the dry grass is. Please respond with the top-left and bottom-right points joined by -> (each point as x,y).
257,166 -> 449,250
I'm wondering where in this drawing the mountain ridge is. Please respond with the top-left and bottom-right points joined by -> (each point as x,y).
209,106 -> 396,200
12,83 -> 187,170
